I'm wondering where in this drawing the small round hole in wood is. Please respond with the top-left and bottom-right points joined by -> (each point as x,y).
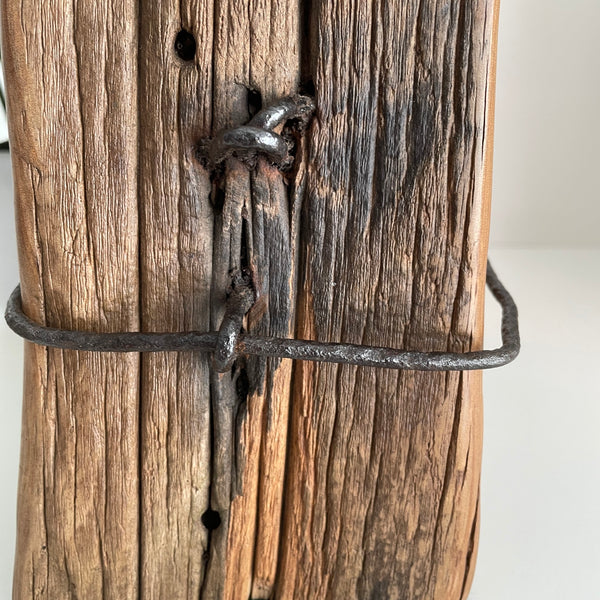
174,29 -> 196,62
201,509 -> 222,531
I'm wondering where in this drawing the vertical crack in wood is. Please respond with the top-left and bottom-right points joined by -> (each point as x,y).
460,494 -> 480,600
135,1 -> 144,596
199,2 -> 303,598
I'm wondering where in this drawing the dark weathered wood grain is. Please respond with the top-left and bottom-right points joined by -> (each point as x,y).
3,0 -> 499,597
276,1 -> 499,598
202,3 -> 302,597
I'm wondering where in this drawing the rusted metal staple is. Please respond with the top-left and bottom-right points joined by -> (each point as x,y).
5,261 -> 520,372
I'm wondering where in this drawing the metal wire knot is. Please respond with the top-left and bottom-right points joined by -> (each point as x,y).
214,273 -> 256,372
196,94 -> 315,170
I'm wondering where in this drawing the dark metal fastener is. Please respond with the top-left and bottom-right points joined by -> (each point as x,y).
4,261 -> 520,372
197,94 -> 315,170
4,97 -> 520,372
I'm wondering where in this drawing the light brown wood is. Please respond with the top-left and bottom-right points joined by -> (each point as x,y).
137,4 -> 213,598
3,0 -> 500,598
2,1 -> 140,597
3,0 -> 303,598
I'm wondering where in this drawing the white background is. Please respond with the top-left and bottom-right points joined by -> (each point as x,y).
1,0 -> 599,597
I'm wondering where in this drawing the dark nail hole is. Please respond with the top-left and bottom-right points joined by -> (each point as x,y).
247,88 -> 263,118
240,217 -> 250,271
210,186 -> 225,212
201,509 -> 222,531
236,367 -> 250,404
299,78 -> 316,97
174,29 -> 196,62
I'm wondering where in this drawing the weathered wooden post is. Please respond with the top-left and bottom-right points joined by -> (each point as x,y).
2,0 -> 505,598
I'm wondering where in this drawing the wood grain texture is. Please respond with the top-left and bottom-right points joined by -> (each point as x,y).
203,3 -> 301,598
4,0 -> 303,598
2,0 -> 140,597
276,1 -> 499,598
3,0 -> 499,597
137,3 -> 213,598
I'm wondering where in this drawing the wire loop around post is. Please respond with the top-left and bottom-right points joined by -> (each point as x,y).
4,261 -> 520,372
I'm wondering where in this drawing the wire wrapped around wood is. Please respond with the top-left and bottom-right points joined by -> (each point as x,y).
5,261 -> 520,372
4,97 -> 520,372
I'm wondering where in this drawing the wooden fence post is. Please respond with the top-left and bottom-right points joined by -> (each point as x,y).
2,0 -> 499,598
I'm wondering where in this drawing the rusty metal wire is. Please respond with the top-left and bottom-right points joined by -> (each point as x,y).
197,94 -> 315,170
4,261 -> 520,371
4,97 -> 520,372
